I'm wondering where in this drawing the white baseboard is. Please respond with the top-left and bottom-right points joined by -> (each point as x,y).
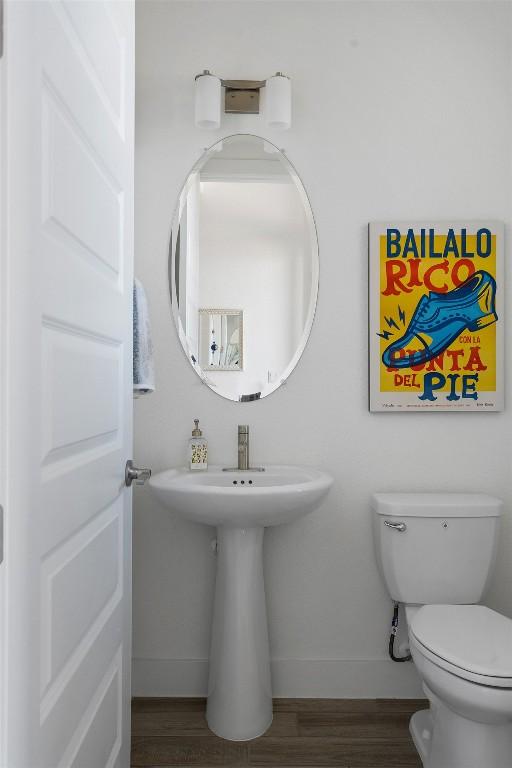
132,657 -> 424,698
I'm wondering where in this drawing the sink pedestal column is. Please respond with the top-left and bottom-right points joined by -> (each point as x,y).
206,525 -> 272,741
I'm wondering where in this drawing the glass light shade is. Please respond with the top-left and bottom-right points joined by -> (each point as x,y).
195,73 -> 221,129
265,74 -> 291,130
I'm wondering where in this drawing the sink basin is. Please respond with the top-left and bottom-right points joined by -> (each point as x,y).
148,463 -> 333,742
149,464 -> 332,527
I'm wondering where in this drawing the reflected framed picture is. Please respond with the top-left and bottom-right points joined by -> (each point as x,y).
369,221 -> 504,412
198,308 -> 243,371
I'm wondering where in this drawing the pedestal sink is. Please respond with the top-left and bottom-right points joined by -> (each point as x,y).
149,465 -> 333,741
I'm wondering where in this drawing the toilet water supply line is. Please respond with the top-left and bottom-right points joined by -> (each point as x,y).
389,602 -> 412,662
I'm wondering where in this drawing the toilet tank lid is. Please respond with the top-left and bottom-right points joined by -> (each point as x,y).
371,493 -> 503,518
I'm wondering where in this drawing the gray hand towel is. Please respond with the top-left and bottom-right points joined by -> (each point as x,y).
133,278 -> 155,397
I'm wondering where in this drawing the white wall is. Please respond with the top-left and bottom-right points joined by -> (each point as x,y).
133,0 -> 512,697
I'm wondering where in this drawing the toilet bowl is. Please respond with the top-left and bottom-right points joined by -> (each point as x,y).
407,604 -> 512,768
372,492 -> 510,768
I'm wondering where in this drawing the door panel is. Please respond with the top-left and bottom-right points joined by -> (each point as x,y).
4,2 -> 134,766
42,92 -> 123,277
41,325 -> 121,461
40,501 -> 122,693
60,0 -> 124,131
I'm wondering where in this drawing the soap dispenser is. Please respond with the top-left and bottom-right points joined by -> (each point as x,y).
189,419 -> 208,471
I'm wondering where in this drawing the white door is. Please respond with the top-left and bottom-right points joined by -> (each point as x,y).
1,1 -> 134,766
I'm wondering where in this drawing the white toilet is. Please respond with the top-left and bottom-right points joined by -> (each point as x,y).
372,492 -> 512,768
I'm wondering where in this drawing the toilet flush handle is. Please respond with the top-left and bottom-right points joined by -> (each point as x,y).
384,520 -> 407,533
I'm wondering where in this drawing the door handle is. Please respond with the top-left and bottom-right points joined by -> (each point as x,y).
125,460 -> 152,487
384,520 -> 407,533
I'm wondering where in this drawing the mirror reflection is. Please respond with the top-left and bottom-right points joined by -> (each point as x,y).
169,135 -> 318,401
199,309 -> 243,371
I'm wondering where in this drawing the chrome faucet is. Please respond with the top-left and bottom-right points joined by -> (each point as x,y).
222,425 -> 265,472
238,424 -> 250,470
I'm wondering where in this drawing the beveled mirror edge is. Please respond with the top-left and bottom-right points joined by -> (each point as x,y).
168,133 -> 320,403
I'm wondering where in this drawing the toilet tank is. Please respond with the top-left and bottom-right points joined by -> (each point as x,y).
372,493 -> 502,604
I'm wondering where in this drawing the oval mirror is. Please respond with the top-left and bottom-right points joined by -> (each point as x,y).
169,134 -> 319,402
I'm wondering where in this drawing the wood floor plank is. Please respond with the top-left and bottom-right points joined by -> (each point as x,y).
273,699 -> 379,714
260,712 -> 299,738
132,710 -> 210,736
131,734 -> 248,767
248,737 -> 421,767
297,710 -> 413,739
272,698 -> 426,714
132,698 -> 206,713
373,699 -> 427,713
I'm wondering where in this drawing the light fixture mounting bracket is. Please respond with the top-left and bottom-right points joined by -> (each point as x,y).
221,79 -> 265,114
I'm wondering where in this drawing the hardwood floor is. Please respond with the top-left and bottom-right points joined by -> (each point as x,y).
131,698 -> 426,767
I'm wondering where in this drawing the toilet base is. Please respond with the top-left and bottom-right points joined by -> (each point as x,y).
410,687 -> 512,768
409,709 -> 432,766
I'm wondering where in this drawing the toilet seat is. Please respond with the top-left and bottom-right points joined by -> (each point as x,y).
410,604 -> 512,688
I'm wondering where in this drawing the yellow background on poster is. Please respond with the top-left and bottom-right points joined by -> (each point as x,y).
379,233 -> 497,393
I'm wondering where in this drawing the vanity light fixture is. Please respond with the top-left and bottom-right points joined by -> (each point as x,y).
194,70 -> 291,130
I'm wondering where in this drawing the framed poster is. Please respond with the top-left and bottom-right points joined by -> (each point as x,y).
369,221 -> 504,412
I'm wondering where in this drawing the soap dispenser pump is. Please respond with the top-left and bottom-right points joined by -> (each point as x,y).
189,419 -> 208,471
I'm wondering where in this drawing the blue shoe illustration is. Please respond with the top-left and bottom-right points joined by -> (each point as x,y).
382,270 -> 497,369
